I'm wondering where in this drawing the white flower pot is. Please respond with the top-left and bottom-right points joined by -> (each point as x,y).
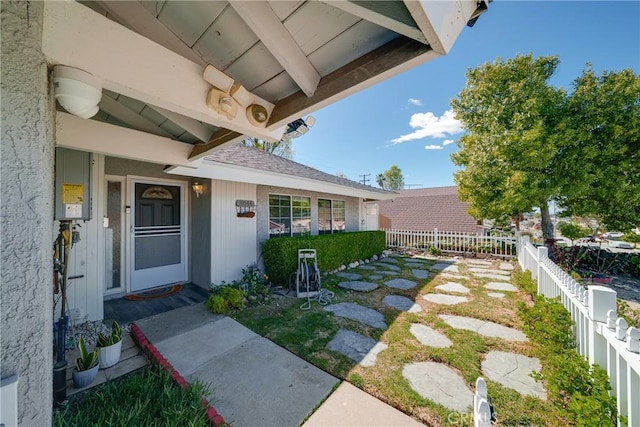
98,339 -> 122,369
72,364 -> 99,389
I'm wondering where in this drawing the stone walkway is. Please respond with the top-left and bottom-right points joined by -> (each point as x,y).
320,254 -> 545,416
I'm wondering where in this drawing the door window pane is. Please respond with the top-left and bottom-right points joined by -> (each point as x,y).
105,180 -> 122,290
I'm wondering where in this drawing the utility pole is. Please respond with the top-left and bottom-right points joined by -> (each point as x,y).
359,173 -> 370,186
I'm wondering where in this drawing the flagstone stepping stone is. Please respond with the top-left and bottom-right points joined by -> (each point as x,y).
439,315 -> 527,342
328,329 -> 388,367
379,257 -> 399,264
409,324 -> 452,348
378,270 -> 399,276
487,292 -> 506,299
338,281 -> 379,292
384,278 -> 417,290
499,263 -> 515,271
469,267 -> 510,276
423,294 -> 469,305
383,295 -> 422,313
406,258 -> 428,264
357,265 -> 377,270
466,260 -> 493,266
442,265 -> 460,273
482,351 -> 546,399
412,269 -> 430,279
430,262 -> 454,271
436,282 -> 470,294
485,282 -> 518,292
403,362 -> 473,412
473,273 -> 512,281
440,272 -> 468,280
380,264 -> 401,271
336,272 -> 363,280
325,303 -> 387,329
369,275 -> 383,280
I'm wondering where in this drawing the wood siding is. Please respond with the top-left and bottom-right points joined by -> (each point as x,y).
210,180 -> 258,285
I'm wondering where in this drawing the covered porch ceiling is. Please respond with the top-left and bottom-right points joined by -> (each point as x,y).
46,0 -> 488,165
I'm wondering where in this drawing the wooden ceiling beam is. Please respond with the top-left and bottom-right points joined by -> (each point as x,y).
147,105 -> 214,142
98,95 -> 174,138
230,0 -> 321,97
325,1 -> 428,44
267,36 -> 438,129
188,128 -> 245,161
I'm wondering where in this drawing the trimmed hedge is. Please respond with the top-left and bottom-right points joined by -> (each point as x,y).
262,231 -> 386,284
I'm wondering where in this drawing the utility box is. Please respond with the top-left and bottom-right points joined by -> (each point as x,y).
54,147 -> 92,220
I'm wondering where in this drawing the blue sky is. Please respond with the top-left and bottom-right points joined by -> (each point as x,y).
291,1 -> 640,188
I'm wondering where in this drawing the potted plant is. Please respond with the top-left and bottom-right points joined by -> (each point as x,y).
97,320 -> 122,369
72,336 -> 99,389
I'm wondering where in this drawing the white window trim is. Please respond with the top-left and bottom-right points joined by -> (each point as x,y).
318,198 -> 345,234
268,193 -> 311,238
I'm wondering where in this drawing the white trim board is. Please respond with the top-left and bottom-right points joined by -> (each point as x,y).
166,160 -> 395,201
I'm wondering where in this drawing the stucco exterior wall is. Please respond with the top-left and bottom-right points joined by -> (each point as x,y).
256,185 -> 362,245
1,2 -> 54,425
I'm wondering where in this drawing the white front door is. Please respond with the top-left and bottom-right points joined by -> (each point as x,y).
129,178 -> 187,292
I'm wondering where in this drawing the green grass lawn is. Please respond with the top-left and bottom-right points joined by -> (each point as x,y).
53,366 -> 213,427
233,255 -> 563,426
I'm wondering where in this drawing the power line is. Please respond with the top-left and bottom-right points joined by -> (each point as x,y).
359,173 -> 371,186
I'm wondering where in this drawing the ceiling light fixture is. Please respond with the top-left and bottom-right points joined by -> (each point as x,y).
52,65 -> 102,119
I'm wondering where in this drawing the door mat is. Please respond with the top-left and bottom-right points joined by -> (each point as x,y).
124,284 -> 183,301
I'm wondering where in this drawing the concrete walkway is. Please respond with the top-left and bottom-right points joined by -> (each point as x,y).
135,303 -> 421,426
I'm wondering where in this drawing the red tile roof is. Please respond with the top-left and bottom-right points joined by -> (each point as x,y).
377,186 -> 481,233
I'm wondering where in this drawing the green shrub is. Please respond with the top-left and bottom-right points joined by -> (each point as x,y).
206,285 -> 246,314
262,231 -> 385,284
517,290 -> 617,425
513,270 -> 537,298
427,246 -> 442,256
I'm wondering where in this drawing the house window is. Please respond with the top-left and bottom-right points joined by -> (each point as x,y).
318,199 -> 345,234
269,195 -> 311,238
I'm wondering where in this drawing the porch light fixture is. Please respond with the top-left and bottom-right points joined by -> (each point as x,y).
52,65 -> 102,119
192,181 -> 204,198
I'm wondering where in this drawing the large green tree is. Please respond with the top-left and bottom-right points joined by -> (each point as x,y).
241,137 -> 294,159
451,54 -> 564,241
553,67 -> 640,231
376,165 -> 404,191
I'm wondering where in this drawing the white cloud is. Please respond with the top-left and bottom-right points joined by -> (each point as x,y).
391,110 -> 463,144
442,139 -> 454,146
408,98 -> 423,106
424,145 -> 443,150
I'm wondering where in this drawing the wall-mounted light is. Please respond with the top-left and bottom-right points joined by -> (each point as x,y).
53,65 -> 102,119
203,64 -> 270,126
192,181 -> 204,198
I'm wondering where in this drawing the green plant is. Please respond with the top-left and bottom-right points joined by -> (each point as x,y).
54,366 -> 212,426
239,264 -> 272,305
97,320 -> 122,347
348,373 -> 364,389
517,291 -> 617,426
75,336 -> 98,371
262,231 -> 385,284
206,285 -> 246,314
427,246 -> 442,256
622,232 -> 640,248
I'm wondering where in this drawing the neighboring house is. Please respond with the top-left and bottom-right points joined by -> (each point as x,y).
378,186 -> 485,234
2,1 -> 489,424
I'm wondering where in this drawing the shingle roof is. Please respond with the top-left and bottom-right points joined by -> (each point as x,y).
205,143 -> 391,195
377,187 -> 480,233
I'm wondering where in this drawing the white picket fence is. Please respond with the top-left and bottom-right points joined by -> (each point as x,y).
384,228 -> 516,258
516,234 -> 640,426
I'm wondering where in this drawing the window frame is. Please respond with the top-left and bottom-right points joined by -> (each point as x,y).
268,193 -> 311,238
318,198 -> 345,235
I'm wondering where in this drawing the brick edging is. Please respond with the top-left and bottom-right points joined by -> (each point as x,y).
130,323 -> 225,426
